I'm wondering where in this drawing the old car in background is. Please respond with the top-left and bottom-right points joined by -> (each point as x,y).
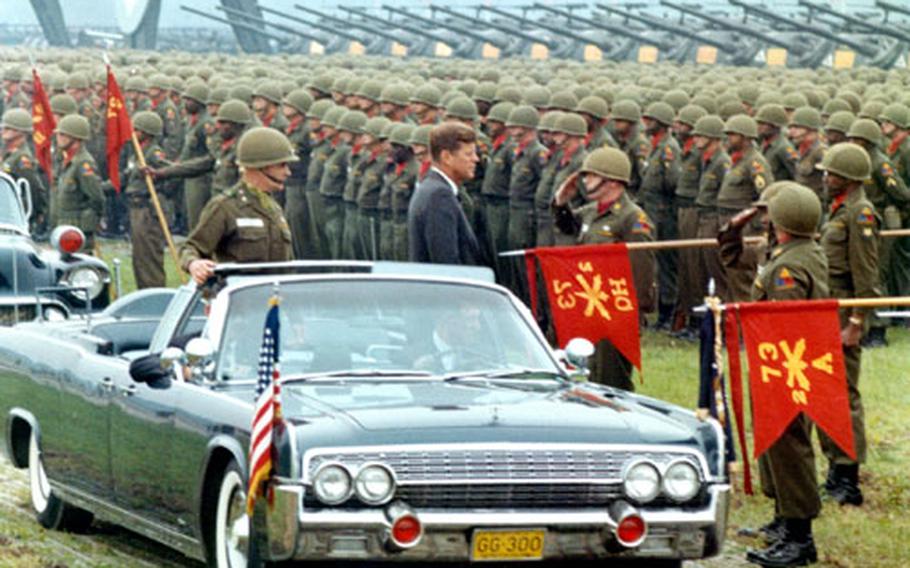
0,170 -> 110,323
0,261 -> 728,567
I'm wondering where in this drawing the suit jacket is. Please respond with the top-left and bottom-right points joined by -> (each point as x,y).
407,169 -> 482,265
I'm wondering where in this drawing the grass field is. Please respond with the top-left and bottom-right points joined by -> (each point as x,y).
0,240 -> 907,567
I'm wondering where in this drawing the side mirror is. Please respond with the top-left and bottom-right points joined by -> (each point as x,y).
185,337 -> 216,383
565,337 -> 595,370
129,352 -> 173,385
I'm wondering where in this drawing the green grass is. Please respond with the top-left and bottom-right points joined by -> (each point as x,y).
97,237 -> 185,298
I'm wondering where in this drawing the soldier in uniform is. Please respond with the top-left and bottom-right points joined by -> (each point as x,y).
379,84 -> 412,123
640,102 -> 682,330
304,103 -> 342,260
281,89 -> 314,259
180,127 -> 297,285
536,112 -> 588,248
879,103 -> 910,301
756,104 -> 798,182
575,96 -> 617,151
479,101 -> 515,272
408,84 -> 442,126
1,109 -> 47,235
609,100 -> 650,200
251,82 -> 289,131
52,115 -> 104,252
124,77 -> 151,114
816,143 -> 881,507
3,67 -> 29,110
49,93 -> 78,123
179,83 -> 214,231
355,117 -> 392,260
743,183 -> 826,568
717,115 -> 773,301
399,125 -> 433,261
148,74 -> 183,160
552,148 -> 656,391
120,112 -> 169,289
321,110 -> 366,259
380,123 -> 416,260
788,107 -> 826,203
824,111 -> 856,147
846,119 -> 909,347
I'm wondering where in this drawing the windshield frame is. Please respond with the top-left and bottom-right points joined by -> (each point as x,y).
0,174 -> 28,232
211,274 -> 561,386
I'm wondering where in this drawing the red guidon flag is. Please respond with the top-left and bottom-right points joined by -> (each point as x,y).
31,68 -> 56,182
527,243 -> 641,370
736,300 -> 854,460
105,66 -> 133,192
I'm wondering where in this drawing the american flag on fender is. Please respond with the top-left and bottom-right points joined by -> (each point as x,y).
246,295 -> 282,516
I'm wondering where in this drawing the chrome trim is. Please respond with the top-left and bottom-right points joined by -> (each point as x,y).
353,462 -> 398,506
621,459 -> 661,504
610,500 -> 647,548
706,416 -> 727,481
662,459 -> 702,503
384,501 -> 423,550
312,462 -> 354,505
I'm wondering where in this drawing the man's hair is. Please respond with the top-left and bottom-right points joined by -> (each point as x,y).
430,121 -> 476,162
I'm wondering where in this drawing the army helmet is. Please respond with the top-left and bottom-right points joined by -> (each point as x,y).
642,101 -> 675,127
754,181 -> 786,209
611,100 -> 641,123
494,85 -> 523,105
1,108 -> 32,133
207,86 -> 230,106
229,84 -> 254,105
379,83 -> 409,106
132,111 -> 163,137
506,105 -> 540,129
409,124 -> 432,147
789,106 -> 822,130
445,97 -> 478,121
283,89 -> 313,115
580,147 -> 631,183
487,101 -> 516,124
124,76 -> 148,93
663,89 -> 690,112
253,81 -> 283,104
389,123 -> 416,146
357,79 -> 384,103
825,111 -> 856,135
306,99 -> 335,121
410,84 -> 442,106
816,142 -> 871,181
55,114 -> 91,140
879,103 -> 910,129
548,90 -> 579,112
576,96 -> 609,120
182,83 -> 209,105
554,112 -> 588,137
522,85 -> 551,109
149,73 -> 170,91
768,182 -> 821,237
364,116 -> 391,138
538,110 -> 564,132
49,93 -> 78,116
676,104 -> 707,128
236,127 -> 299,169
320,106 -> 347,128
846,118 -> 881,145
65,72 -> 89,90
724,114 -> 758,138
692,115 -> 725,138
822,98 -> 852,116
337,110 -> 368,134
216,100 -> 253,125
755,104 -> 788,128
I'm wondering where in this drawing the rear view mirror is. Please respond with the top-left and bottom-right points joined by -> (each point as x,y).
185,337 -> 216,383
565,337 -> 595,370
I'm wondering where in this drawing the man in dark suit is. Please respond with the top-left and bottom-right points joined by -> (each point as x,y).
408,122 -> 483,265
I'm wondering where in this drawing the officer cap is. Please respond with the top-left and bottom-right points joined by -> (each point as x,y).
505,105 -> 539,129
65,72 -> 89,90
389,123 -> 416,146
643,101 -> 675,126
50,93 -> 78,116
282,89 -> 313,115
1,108 -> 32,133
822,98 -> 852,116
487,101 -> 516,124
55,114 -> 91,140
539,110 -> 564,133
132,111 -> 163,137
522,85 -> 551,109
879,103 -> 910,129
182,83 -> 209,104
723,114 -> 758,138
216,100 -> 253,125
472,81 -> 497,103
676,104 -> 707,128
338,110 -> 368,134
409,124 -> 432,146
320,106 -> 346,128
306,99 -> 334,121
768,182 -> 822,237
692,115 -> 725,138
663,89 -> 690,111
548,90 -> 579,112
580,147 -> 631,183
611,99 -> 641,123
236,126 -> 299,169
410,84 -> 442,106
816,142 -> 871,181
445,97 -> 479,120
553,112 -> 587,137
252,81 -> 283,104
364,116 -> 391,138
356,79 -> 384,102
576,96 -> 609,120
494,85 -> 523,105
825,110 -> 856,135
207,87 -> 229,105
379,83 -> 409,106
755,104 -> 788,128
846,118 -> 881,145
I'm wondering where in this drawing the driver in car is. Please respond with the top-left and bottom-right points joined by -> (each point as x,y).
413,304 -> 494,373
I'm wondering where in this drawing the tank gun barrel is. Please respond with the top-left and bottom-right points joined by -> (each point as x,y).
381,5 -> 502,47
214,5 -> 324,45
800,0 -> 906,42
179,6 -> 279,51
341,7 -> 451,45
594,3 -> 731,50
258,5 -> 361,43
430,5 -> 553,48
293,4 -> 408,46
530,3 -> 669,50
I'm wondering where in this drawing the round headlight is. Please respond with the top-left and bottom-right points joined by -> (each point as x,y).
354,464 -> 396,505
65,267 -> 104,299
662,461 -> 700,502
312,463 -> 352,505
42,305 -> 68,322
623,461 -> 661,503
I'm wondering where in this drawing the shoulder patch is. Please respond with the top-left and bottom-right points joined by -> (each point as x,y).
80,161 -> 95,176
153,149 -> 166,162
751,160 -> 765,174
882,162 -> 894,177
786,146 -> 799,160
166,108 -> 177,120
754,172 -> 767,190
774,266 -> 796,290
631,211 -> 652,235
662,145 -> 674,161
18,155 -> 32,169
857,206 -> 875,227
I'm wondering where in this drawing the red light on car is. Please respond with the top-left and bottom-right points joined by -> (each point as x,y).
53,226 -> 85,254
391,514 -> 422,547
616,514 -> 647,547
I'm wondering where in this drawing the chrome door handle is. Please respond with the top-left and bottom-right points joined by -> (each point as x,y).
121,384 -> 137,397
100,377 -> 115,392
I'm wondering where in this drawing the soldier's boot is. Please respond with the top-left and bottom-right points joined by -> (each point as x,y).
737,516 -> 784,543
651,303 -> 675,332
671,314 -> 700,342
820,465 -> 838,494
860,326 -> 888,348
746,519 -> 817,567
827,464 -> 863,507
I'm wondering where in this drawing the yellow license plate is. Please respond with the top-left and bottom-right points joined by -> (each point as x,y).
471,528 -> 546,561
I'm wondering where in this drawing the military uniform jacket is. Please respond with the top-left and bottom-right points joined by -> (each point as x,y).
152,97 -> 183,159
587,127 -> 618,151
356,149 -> 388,211
695,147 -> 731,210
320,142 -> 351,199
536,146 -> 586,213
675,138 -> 701,200
716,146 -> 772,211
179,181 -> 292,270
751,238 -> 829,302
161,133 -> 240,195
4,90 -> 29,110
53,147 -> 104,231
261,110 -> 289,132
1,144 -> 46,224
794,139 -> 826,197
886,133 -> 910,187
821,188 -> 881,303
863,147 -> 910,214
285,118 -> 310,188
179,112 -> 214,162
619,131 -> 651,199
306,136 -> 332,194
464,131 -> 490,198
508,139 -> 546,204
387,158 -> 418,220
761,134 -> 798,182
342,147 -> 366,203
123,142 -> 168,200
553,191 -> 656,312
480,134 -> 513,200
639,131 -> 681,206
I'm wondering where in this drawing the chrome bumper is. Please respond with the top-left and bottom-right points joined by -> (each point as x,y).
262,482 -> 730,562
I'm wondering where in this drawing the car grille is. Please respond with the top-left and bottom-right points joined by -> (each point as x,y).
395,482 -> 624,508
0,304 -> 36,325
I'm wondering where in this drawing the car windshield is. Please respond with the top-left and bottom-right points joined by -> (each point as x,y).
0,177 -> 27,230
216,279 -> 558,382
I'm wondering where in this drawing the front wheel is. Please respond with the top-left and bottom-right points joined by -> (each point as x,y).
28,430 -> 93,531
213,461 -> 250,568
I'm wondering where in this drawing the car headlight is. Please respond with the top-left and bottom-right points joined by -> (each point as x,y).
623,461 -> 661,504
354,463 -> 396,505
662,460 -> 701,502
312,463 -> 353,505
64,267 -> 104,300
42,305 -> 68,322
